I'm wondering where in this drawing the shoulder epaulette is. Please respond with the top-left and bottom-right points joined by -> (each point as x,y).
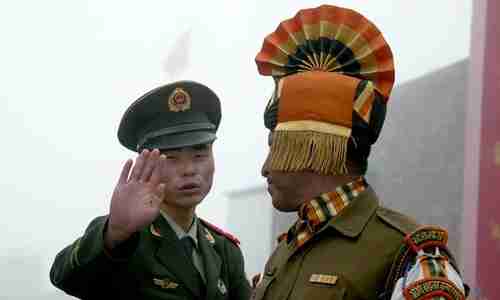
199,218 -> 240,247
376,206 -> 419,235
384,225 -> 452,299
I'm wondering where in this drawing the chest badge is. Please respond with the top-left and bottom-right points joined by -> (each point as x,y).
153,278 -> 179,289
309,274 -> 338,286
168,88 -> 191,112
217,278 -> 227,295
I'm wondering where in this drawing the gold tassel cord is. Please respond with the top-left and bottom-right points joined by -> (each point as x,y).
269,130 -> 349,175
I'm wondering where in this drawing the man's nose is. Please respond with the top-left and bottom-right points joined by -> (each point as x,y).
181,160 -> 197,176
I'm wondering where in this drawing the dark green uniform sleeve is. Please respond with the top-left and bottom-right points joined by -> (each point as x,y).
225,241 -> 251,300
49,216 -> 139,298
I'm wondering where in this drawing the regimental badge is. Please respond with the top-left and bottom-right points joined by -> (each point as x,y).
404,226 -> 448,253
168,88 -> 191,112
309,274 -> 338,285
403,278 -> 464,300
217,278 -> 227,295
153,278 -> 179,289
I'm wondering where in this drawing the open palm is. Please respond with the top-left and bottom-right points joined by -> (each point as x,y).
107,149 -> 166,245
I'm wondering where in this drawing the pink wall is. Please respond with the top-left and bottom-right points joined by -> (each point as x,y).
477,0 -> 500,297
463,0 -> 500,298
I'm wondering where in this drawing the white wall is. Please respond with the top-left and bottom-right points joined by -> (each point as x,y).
226,187 -> 274,277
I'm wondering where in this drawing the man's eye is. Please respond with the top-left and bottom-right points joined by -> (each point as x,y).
194,151 -> 208,158
165,155 -> 177,160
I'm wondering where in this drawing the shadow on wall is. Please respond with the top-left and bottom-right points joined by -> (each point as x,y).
367,59 -> 468,263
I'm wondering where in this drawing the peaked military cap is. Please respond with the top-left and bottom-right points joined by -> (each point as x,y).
118,81 -> 221,152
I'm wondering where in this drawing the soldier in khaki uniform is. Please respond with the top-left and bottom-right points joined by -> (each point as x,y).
252,5 -> 468,300
50,81 -> 251,300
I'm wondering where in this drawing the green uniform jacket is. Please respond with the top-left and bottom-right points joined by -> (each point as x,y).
252,188 -> 422,300
50,215 -> 251,300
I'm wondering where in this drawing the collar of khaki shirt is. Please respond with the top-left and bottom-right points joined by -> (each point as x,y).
284,177 -> 369,243
281,179 -> 379,248
325,185 -> 379,238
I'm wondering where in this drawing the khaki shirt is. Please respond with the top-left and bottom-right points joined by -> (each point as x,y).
252,187 -> 420,300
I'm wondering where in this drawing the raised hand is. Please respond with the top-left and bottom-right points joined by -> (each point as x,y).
105,149 -> 166,249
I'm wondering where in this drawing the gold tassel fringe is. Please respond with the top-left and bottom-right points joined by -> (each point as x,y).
269,130 -> 349,175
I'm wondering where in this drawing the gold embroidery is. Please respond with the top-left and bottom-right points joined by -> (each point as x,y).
153,278 -> 179,289
168,88 -> 191,112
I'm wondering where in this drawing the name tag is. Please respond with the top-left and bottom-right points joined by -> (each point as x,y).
309,274 -> 338,285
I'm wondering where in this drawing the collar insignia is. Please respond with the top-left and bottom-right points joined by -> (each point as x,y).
150,224 -> 162,237
205,228 -> 216,245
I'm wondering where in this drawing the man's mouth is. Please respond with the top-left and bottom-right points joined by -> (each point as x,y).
178,183 -> 201,193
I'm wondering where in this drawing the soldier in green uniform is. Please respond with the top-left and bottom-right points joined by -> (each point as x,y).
50,81 -> 251,300
251,5 -> 468,300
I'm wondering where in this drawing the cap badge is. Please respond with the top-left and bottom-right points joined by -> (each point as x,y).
168,88 -> 191,112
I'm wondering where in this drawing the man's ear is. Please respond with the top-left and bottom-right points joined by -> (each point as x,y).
345,160 -> 365,176
268,131 -> 274,146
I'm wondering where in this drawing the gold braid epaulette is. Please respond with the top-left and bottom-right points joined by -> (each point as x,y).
384,226 -> 450,299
